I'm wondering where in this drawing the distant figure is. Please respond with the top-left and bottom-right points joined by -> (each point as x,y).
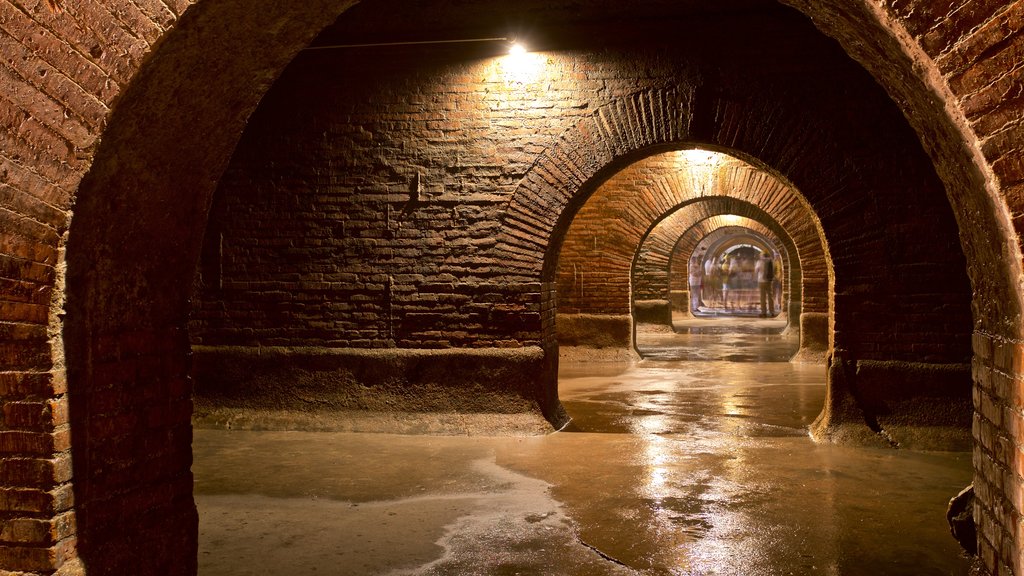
756,252 -> 775,317
688,256 -> 704,313
703,256 -> 717,307
720,256 -> 733,311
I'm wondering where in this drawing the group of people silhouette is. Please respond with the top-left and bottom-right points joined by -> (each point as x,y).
688,248 -> 780,317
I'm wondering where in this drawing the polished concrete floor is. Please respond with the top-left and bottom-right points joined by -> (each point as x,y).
193,317 -> 976,575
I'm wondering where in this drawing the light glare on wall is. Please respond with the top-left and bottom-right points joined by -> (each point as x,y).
681,148 -> 723,166
502,41 -> 544,84
680,148 -> 725,196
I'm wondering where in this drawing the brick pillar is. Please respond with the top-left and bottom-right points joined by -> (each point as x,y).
0,372 -> 76,573
972,333 -> 1023,575
0,326 -> 77,573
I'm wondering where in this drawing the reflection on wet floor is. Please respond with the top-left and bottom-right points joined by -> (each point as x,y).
637,314 -> 796,362
194,320 -> 976,575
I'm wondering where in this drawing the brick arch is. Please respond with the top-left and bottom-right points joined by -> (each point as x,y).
514,45 -> 975,445
38,2 -> 360,574
501,90 -> 694,283
638,215 -> 787,304
638,202 -> 808,314
635,205 -> 792,306
669,221 -> 786,299
664,219 -> 788,308
554,152 -> 824,312
665,221 -> 789,313
668,221 -> 788,313
634,199 -> 830,358
783,0 -> 1023,339
771,6 -> 1023,565
554,151 -> 830,348
508,73 -> 973,364
640,212 -> 791,314
0,2 -> 1018,576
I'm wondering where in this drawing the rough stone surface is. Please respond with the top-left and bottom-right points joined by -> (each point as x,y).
812,353 -> 973,450
632,300 -> 672,325
555,314 -> 632,349
948,484 -> 978,556
191,345 -> 555,420
799,312 -> 830,356
0,0 -> 1020,574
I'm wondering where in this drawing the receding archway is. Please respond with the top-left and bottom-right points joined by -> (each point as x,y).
29,2 -> 1007,574
668,223 -> 786,319
512,66 -> 973,447
554,150 -> 830,358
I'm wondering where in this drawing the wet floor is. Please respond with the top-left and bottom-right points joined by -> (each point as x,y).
194,319 -> 976,575
636,315 -> 794,362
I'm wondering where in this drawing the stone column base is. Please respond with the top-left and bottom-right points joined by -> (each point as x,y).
810,352 -> 972,450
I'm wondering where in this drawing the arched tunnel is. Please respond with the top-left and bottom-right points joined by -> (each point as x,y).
1,0 -> 1023,574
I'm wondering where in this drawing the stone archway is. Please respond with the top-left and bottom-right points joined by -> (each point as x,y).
636,200 -> 827,357
504,50 -> 973,442
0,1 -> 1019,574
553,150 -> 829,356
59,3 -> 360,574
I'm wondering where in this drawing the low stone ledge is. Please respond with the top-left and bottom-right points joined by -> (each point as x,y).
633,299 -> 672,325
556,314 -> 632,348
191,345 -> 563,431
811,354 -> 972,450
558,345 -> 639,363
192,407 -> 552,435
799,312 -> 829,353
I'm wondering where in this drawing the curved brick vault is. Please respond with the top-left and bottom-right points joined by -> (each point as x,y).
556,152 -> 823,315
651,206 -> 828,356
640,214 -> 792,314
554,151 -> 829,356
638,213 -> 790,306
658,219 -> 788,310
0,0 -> 1021,574
663,220 -> 787,311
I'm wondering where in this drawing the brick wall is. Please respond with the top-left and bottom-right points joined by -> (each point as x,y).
190,8 -> 974,450
0,0 -> 191,572
196,35 -> 952,359
781,2 -> 1022,567
0,1 -> 364,574
889,5 -> 1024,571
0,1 -> 1019,575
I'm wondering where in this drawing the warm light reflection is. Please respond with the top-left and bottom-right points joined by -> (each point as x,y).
722,395 -> 744,417
681,148 -> 723,166
679,148 -> 727,196
501,47 -> 545,84
642,432 -> 671,494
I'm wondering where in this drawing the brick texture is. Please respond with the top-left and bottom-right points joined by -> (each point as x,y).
556,154 -> 826,325
0,1 -> 1020,576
